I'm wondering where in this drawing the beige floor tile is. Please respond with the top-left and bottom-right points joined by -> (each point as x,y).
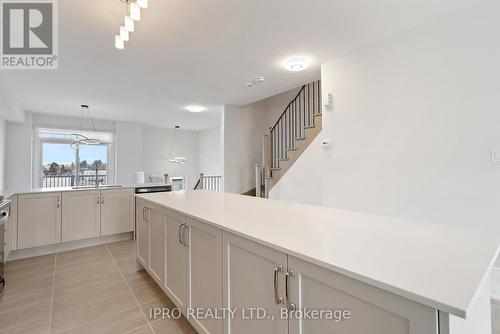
106,239 -> 135,250
150,317 -> 196,334
126,269 -> 156,291
51,290 -> 138,334
55,252 -> 113,272
0,316 -> 50,334
120,264 -> 146,279
0,275 -> 54,300
125,325 -> 154,334
0,301 -> 51,331
0,287 -> 52,313
108,244 -> 137,262
57,306 -> 147,334
116,257 -> 143,270
133,283 -> 167,305
53,278 -> 130,309
5,254 -> 55,269
5,261 -> 55,280
140,297 -> 177,322
56,245 -> 108,260
53,270 -> 123,298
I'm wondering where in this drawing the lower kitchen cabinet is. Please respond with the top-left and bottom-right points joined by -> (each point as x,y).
223,232 -> 288,334
187,217 -> 223,334
18,193 -> 62,249
148,203 -> 164,285
164,209 -> 188,309
136,198 -> 149,267
287,256 -> 437,334
100,188 -> 134,236
62,190 -> 100,242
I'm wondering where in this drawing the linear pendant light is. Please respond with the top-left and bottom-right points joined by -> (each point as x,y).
115,0 -> 148,49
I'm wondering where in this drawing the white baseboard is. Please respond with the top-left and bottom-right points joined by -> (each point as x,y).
7,232 -> 134,261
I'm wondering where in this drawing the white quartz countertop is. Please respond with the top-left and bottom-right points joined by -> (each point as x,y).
11,183 -> 172,195
136,190 -> 500,319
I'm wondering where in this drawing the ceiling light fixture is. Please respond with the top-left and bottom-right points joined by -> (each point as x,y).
115,35 -> 124,49
71,105 -> 102,149
186,105 -> 206,113
284,57 -> 311,72
119,26 -> 129,41
124,15 -> 134,32
168,126 -> 187,165
115,0 -> 148,49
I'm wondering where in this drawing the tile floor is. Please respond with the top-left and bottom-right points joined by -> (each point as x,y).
0,240 -> 197,334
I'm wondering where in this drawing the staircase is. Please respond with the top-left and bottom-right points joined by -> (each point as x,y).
261,80 -> 322,196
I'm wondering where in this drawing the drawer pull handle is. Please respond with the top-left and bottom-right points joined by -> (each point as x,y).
274,265 -> 284,305
286,269 -> 296,311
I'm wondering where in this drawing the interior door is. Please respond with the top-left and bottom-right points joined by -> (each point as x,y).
148,204 -> 165,285
164,209 -> 188,308
136,198 -> 149,268
18,193 -> 62,249
62,190 -> 100,242
223,232 -> 288,334
187,217 -> 223,334
287,256 -> 438,334
100,188 -> 133,236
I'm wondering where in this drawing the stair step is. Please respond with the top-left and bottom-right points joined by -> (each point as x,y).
278,158 -> 289,161
285,148 -> 297,151
271,167 -> 281,171
304,125 -> 315,129
296,136 -> 306,140
313,113 -> 322,117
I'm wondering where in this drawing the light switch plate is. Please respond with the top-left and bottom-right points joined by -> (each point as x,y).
491,149 -> 500,162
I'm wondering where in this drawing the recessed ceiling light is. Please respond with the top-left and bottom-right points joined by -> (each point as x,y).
284,57 -> 311,72
186,105 -> 206,113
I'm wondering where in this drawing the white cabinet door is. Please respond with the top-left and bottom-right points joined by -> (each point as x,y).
287,256 -> 438,334
100,188 -> 133,236
136,198 -> 149,268
164,209 -> 188,309
18,193 -> 62,249
148,203 -> 165,286
223,232 -> 288,334
62,190 -> 100,242
187,217 -> 223,334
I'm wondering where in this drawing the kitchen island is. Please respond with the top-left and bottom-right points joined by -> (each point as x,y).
136,190 -> 499,334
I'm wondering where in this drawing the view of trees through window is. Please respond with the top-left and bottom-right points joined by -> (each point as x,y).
41,143 -> 109,188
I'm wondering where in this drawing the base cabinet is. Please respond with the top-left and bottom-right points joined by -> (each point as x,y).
62,190 -> 100,242
223,232 -> 288,334
100,188 -> 134,236
287,256 -> 438,334
187,217 -> 223,334
18,193 -> 62,248
164,209 -> 188,308
148,203 -> 164,285
136,199 -> 149,267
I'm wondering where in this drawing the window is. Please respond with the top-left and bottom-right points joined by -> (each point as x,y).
35,128 -> 115,188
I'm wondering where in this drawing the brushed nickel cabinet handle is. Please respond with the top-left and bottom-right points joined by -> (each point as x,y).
101,194 -> 104,205
182,225 -> 189,247
56,197 -> 61,208
97,193 -> 100,204
286,269 -> 296,311
178,223 -> 183,244
274,265 -> 284,305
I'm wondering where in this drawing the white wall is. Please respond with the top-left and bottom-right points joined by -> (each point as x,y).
223,87 -> 306,194
198,127 -> 222,176
115,122 -> 143,185
142,126 -> 199,190
5,112 -> 33,194
0,118 -> 5,195
271,0 -> 500,234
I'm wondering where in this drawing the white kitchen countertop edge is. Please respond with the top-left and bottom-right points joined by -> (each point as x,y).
136,190 -> 500,319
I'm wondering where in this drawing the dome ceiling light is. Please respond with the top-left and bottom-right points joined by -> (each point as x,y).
284,57 -> 311,72
115,0 -> 148,49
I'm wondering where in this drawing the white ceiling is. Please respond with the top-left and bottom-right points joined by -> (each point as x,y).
0,0 -> 487,130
